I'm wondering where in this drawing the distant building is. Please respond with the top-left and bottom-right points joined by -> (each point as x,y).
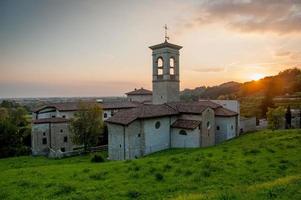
106,40 -> 239,160
126,88 -> 152,103
31,101 -> 142,156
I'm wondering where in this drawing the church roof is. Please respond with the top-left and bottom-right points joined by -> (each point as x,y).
214,107 -> 238,117
126,88 -> 152,95
33,101 -> 141,113
171,119 -> 201,130
106,100 -> 238,125
167,101 -> 221,114
106,104 -> 179,125
149,41 -> 182,50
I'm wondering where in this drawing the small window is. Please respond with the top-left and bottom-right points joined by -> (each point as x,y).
111,110 -> 114,116
179,130 -> 187,135
138,134 -> 141,137
60,147 -> 65,152
157,57 -> 163,67
62,115 -> 66,118
207,121 -> 211,130
155,121 -> 161,129
169,57 -> 175,67
64,136 -> 68,143
104,113 -> 108,118
51,115 -> 55,118
216,126 -> 220,130
158,68 -> 163,75
42,138 -> 47,145
231,125 -> 234,130
60,129 -> 63,133
43,132 -> 46,136
170,67 -> 174,75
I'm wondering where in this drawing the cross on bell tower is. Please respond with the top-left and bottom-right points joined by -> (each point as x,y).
149,26 -> 183,104
164,24 -> 170,42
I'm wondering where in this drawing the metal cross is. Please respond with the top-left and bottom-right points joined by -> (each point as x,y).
164,24 -> 170,42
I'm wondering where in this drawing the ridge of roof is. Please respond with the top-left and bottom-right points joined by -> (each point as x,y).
149,41 -> 182,50
126,88 -> 152,95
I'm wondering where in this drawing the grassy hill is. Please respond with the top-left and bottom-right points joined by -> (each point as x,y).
0,129 -> 300,200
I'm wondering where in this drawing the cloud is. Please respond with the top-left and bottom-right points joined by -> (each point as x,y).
185,0 -> 301,34
275,50 -> 292,57
192,67 -> 225,72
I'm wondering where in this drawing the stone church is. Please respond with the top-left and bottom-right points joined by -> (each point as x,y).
107,40 -> 239,160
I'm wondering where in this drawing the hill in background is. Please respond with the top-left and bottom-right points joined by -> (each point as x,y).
181,68 -> 301,118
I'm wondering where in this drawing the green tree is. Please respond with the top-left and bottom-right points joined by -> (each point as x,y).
267,106 -> 285,130
69,102 -> 103,153
0,120 -> 18,158
0,107 -> 9,121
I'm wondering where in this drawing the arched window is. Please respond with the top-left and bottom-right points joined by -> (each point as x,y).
155,121 -> 161,129
157,57 -> 163,75
207,121 -> 211,130
169,57 -> 175,75
179,130 -> 187,135
157,57 -> 163,67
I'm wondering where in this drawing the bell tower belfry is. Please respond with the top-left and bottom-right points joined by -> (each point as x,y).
149,26 -> 182,104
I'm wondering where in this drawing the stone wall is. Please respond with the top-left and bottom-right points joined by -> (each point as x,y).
171,127 -> 200,148
215,116 -> 238,143
201,108 -> 215,147
143,116 -> 171,154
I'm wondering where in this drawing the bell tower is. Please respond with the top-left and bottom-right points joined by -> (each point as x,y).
149,26 -> 182,104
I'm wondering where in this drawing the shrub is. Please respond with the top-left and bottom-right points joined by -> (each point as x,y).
155,172 -> 164,181
127,190 -> 141,198
91,154 -> 105,163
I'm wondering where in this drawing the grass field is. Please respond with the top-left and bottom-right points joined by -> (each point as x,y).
0,129 -> 301,200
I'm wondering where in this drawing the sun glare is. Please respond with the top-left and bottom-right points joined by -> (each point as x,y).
250,73 -> 265,81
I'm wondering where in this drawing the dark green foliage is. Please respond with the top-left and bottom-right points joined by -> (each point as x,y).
127,190 -> 141,198
69,102 -> 104,152
155,172 -> 164,181
91,154 -> 105,163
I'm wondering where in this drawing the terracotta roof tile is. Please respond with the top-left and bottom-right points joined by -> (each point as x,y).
126,88 -> 152,95
106,104 -> 178,125
215,107 -> 238,117
171,119 -> 201,130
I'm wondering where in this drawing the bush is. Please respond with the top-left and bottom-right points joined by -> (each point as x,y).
91,154 -> 105,163
127,190 -> 141,198
155,172 -> 164,181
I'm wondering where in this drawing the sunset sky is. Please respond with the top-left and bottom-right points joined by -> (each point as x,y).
1,0 -> 301,98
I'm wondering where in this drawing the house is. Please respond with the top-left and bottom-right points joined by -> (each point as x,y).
106,39 -> 239,160
126,88 -> 152,103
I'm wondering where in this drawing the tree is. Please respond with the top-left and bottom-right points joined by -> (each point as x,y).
69,102 -> 103,153
0,120 -> 18,158
267,106 -> 285,130
285,106 -> 292,129
0,107 -> 9,121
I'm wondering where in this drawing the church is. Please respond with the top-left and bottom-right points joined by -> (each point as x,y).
106,39 -> 239,160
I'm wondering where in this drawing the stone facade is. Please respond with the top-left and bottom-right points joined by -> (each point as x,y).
32,122 -> 75,156
107,107 -> 232,160
151,42 -> 182,104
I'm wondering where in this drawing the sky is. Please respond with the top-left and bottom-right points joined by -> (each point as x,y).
1,0 -> 301,98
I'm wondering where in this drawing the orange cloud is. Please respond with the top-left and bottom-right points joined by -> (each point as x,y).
183,0 -> 301,35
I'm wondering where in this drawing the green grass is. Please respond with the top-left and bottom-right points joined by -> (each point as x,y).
1,129 -> 301,200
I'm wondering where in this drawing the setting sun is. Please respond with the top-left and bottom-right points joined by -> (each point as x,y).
250,73 -> 265,81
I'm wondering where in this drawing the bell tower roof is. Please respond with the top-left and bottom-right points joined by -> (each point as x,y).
149,40 -> 182,50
